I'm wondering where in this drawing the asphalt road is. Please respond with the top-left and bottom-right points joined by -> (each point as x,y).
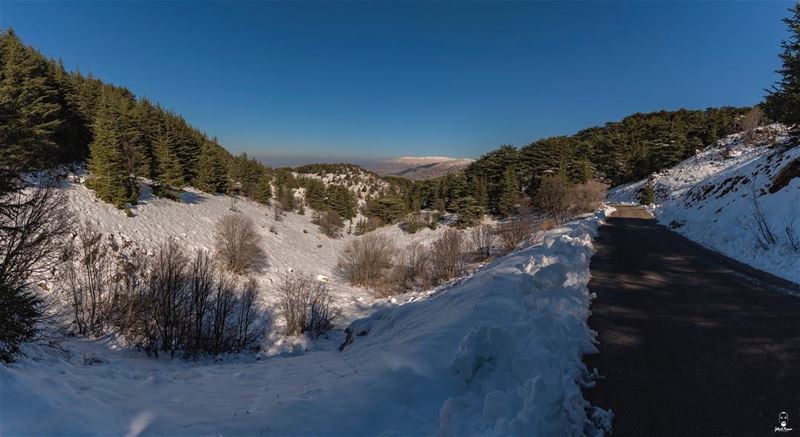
584,206 -> 800,436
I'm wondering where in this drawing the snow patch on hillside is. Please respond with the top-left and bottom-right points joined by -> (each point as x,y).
611,126 -> 800,285
61,175 -> 453,329
1,206 -> 614,436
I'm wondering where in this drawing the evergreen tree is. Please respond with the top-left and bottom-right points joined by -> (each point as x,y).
453,196 -> 484,228
0,281 -> 41,363
254,175 -> 272,205
496,168 -> 519,217
154,130 -> 184,188
639,183 -> 656,205
0,29 -> 62,169
87,92 -> 134,207
765,4 -> 800,129
195,143 -> 229,193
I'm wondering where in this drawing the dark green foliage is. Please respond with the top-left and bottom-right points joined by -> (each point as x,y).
457,107 -> 746,213
0,29 -> 281,207
765,4 -> 800,129
313,209 -> 344,238
295,178 -> 355,218
0,281 -> 41,362
194,143 -> 230,194
87,91 -> 137,207
150,183 -> 181,202
453,196 -> 484,228
0,29 -> 63,169
366,196 -> 407,224
153,130 -> 184,188
496,167 -> 520,217
639,183 -> 656,205
254,175 -> 272,205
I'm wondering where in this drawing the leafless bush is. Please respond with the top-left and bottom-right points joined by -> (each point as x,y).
385,242 -> 432,296
471,224 -> 495,260
338,233 -> 395,287
76,241 -> 265,358
570,180 -> 608,214
0,174 -> 72,361
784,207 -> 800,253
60,222 -> 116,335
430,229 -> 467,283
278,273 -> 337,337
313,210 -> 344,238
273,201 -> 284,221
534,174 -> 571,224
747,189 -> 776,249
495,218 -> 533,253
214,213 -> 266,274
740,107 -> 764,146
0,174 -> 72,291
354,216 -> 382,236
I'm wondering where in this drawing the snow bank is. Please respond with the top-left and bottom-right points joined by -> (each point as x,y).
1,208 -> 613,436
611,127 -> 800,285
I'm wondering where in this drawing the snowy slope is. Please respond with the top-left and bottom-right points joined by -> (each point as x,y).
1,207 -> 614,436
61,175 -> 451,326
610,126 -> 800,285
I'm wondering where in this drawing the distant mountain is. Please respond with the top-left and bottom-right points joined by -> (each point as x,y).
367,156 -> 474,180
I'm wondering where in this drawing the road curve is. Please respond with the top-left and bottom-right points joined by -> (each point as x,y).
584,206 -> 800,436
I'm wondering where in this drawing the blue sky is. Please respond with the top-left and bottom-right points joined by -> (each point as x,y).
0,1 -> 791,164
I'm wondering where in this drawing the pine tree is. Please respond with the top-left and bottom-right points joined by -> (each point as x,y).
765,4 -> 800,129
639,182 -> 655,205
453,196 -> 484,228
0,29 -> 63,169
195,143 -> 229,193
87,92 -> 134,207
154,130 -> 184,188
497,168 -> 519,217
254,175 -> 272,205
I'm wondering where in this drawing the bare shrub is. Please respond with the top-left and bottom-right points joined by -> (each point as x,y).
214,213 -> 266,274
0,173 -> 72,361
338,233 -> 395,287
740,106 -> 764,146
102,243 -> 264,358
747,188 -> 776,249
534,173 -> 571,224
495,218 -> 533,253
149,240 -> 190,354
354,216 -> 382,236
471,224 -> 495,260
278,273 -> 337,337
430,229 -> 467,283
273,201 -> 284,221
385,242 -> 432,296
313,210 -> 344,238
61,222 -> 116,335
784,207 -> 800,253
539,218 -> 557,231
0,174 -> 71,291
570,180 -> 608,214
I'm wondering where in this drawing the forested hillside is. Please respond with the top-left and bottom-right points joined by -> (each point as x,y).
0,27 -> 749,226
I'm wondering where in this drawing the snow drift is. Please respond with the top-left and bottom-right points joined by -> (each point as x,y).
1,208 -> 613,436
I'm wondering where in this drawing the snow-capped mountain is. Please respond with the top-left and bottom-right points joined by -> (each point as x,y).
367,156 -> 474,180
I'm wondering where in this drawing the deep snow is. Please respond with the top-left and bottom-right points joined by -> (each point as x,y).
1,184 -> 615,436
610,126 -> 800,286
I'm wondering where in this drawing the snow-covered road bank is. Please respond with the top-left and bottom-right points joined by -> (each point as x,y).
1,208 -> 613,436
611,128 -> 800,286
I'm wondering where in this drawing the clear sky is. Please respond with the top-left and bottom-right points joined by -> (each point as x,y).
0,1 -> 792,164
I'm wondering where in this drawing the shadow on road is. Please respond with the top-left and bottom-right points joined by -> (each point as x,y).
584,206 -> 800,436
